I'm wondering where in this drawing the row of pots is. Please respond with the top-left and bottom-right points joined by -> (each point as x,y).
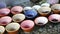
0,14 -> 60,34
0,2 -> 60,17
0,2 -> 60,34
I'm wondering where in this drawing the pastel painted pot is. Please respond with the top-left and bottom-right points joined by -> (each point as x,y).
24,9 -> 37,18
41,3 -> 50,7
38,7 -> 51,16
21,20 -> 34,32
11,6 -> 23,14
34,17 -> 48,26
46,0 -> 59,5
51,4 -> 60,14
0,26 -> 5,34
12,14 -> 25,22
32,5 -> 41,11
0,2 -> 7,9
48,14 -> 60,23
0,16 -> 12,26
0,8 -> 10,17
24,7 -> 32,10
6,23 -> 20,34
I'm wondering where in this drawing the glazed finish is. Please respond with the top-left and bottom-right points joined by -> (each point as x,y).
6,23 -> 20,34
38,7 -> 51,16
12,14 -> 25,22
34,17 -> 48,26
11,6 -> 23,14
48,14 -> 60,23
51,4 -> 60,14
0,16 -> 12,26
24,9 -> 37,18
24,7 -> 32,10
32,5 -> 41,11
0,26 -> 5,34
0,2 -> 7,9
41,3 -> 50,7
46,0 -> 59,5
0,8 -> 10,17
21,20 -> 34,32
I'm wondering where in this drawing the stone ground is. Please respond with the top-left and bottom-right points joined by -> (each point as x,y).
20,22 -> 60,34
4,22 -> 60,34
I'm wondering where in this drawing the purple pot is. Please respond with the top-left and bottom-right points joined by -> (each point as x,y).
47,0 -> 59,5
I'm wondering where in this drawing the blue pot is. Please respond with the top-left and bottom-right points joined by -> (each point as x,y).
0,2 -> 7,9
24,9 -> 37,18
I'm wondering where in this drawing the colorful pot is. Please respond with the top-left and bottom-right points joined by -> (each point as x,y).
34,17 -> 48,26
46,0 -> 59,5
0,16 -> 12,26
41,3 -> 50,7
0,2 -> 7,9
0,26 -> 5,34
0,8 -> 10,17
38,7 -> 51,16
11,6 -> 23,14
48,14 -> 60,23
21,20 -> 34,33
24,7 -> 32,10
24,9 -> 37,18
12,14 -> 25,22
32,5 -> 41,11
51,4 -> 60,14
6,23 -> 20,34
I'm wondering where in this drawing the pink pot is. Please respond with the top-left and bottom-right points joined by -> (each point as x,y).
48,14 -> 60,23
21,20 -> 34,32
0,16 -> 12,26
0,8 -> 10,17
11,6 -> 23,14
